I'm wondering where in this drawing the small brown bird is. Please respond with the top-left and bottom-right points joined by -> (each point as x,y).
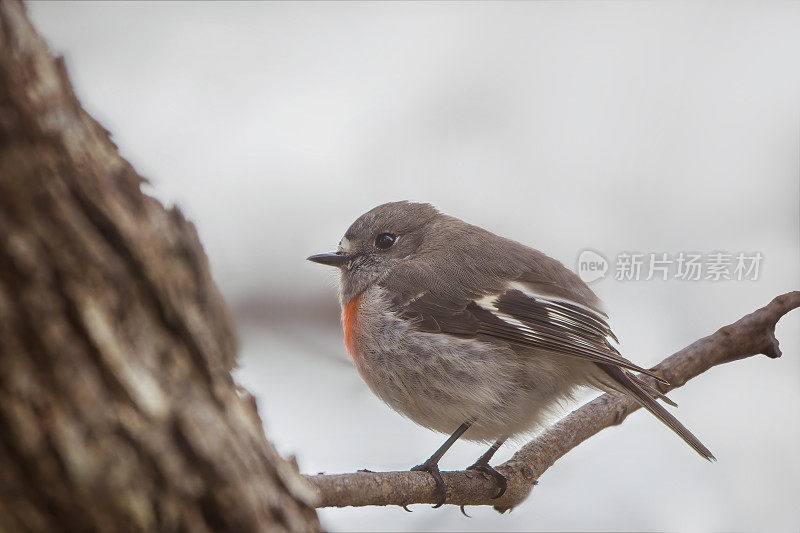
308,201 -> 713,508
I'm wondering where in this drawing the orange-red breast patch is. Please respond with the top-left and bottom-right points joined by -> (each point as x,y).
342,293 -> 363,363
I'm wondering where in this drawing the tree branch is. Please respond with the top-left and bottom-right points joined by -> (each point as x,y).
305,291 -> 799,511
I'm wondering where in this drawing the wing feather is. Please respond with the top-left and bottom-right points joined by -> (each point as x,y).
390,281 -> 666,383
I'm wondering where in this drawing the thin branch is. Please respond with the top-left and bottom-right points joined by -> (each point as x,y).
305,291 -> 800,511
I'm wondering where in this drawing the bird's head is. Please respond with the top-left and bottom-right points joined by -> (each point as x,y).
307,201 -> 441,302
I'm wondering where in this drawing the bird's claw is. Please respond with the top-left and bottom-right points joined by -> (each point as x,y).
467,462 -> 507,499
460,505 -> 471,517
411,460 -> 447,508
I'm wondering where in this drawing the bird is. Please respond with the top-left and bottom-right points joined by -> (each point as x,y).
307,201 -> 713,508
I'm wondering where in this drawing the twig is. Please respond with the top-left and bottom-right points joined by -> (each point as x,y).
304,291 -> 799,511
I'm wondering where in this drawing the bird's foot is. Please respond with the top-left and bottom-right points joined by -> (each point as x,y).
411,460 -> 448,508
466,461 -> 507,499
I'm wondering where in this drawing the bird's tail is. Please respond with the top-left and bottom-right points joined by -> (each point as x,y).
598,363 -> 715,461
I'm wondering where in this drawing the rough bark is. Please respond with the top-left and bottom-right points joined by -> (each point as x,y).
0,1 -> 320,531
307,291 -> 799,511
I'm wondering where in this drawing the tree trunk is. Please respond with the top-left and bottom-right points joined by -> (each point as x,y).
0,1 -> 321,531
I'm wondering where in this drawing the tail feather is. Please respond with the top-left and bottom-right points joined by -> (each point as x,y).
629,373 -> 678,407
598,363 -> 715,461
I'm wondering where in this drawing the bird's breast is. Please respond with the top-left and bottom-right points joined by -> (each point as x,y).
341,292 -> 363,365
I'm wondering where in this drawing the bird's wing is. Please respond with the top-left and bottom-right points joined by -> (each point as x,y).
383,263 -> 715,459
387,279 -> 666,383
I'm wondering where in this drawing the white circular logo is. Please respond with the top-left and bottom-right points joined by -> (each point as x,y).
576,249 -> 608,283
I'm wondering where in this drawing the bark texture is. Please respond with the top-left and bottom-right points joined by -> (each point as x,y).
0,1 -> 320,531
307,291 -> 799,511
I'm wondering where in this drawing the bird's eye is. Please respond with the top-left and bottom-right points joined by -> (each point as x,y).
375,233 -> 397,249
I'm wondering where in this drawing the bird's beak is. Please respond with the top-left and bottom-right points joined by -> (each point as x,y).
307,251 -> 350,267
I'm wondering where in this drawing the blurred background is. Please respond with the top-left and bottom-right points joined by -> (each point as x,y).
27,2 -> 798,530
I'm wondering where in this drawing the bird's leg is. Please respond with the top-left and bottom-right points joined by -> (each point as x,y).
466,438 -> 507,499
411,421 -> 472,508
